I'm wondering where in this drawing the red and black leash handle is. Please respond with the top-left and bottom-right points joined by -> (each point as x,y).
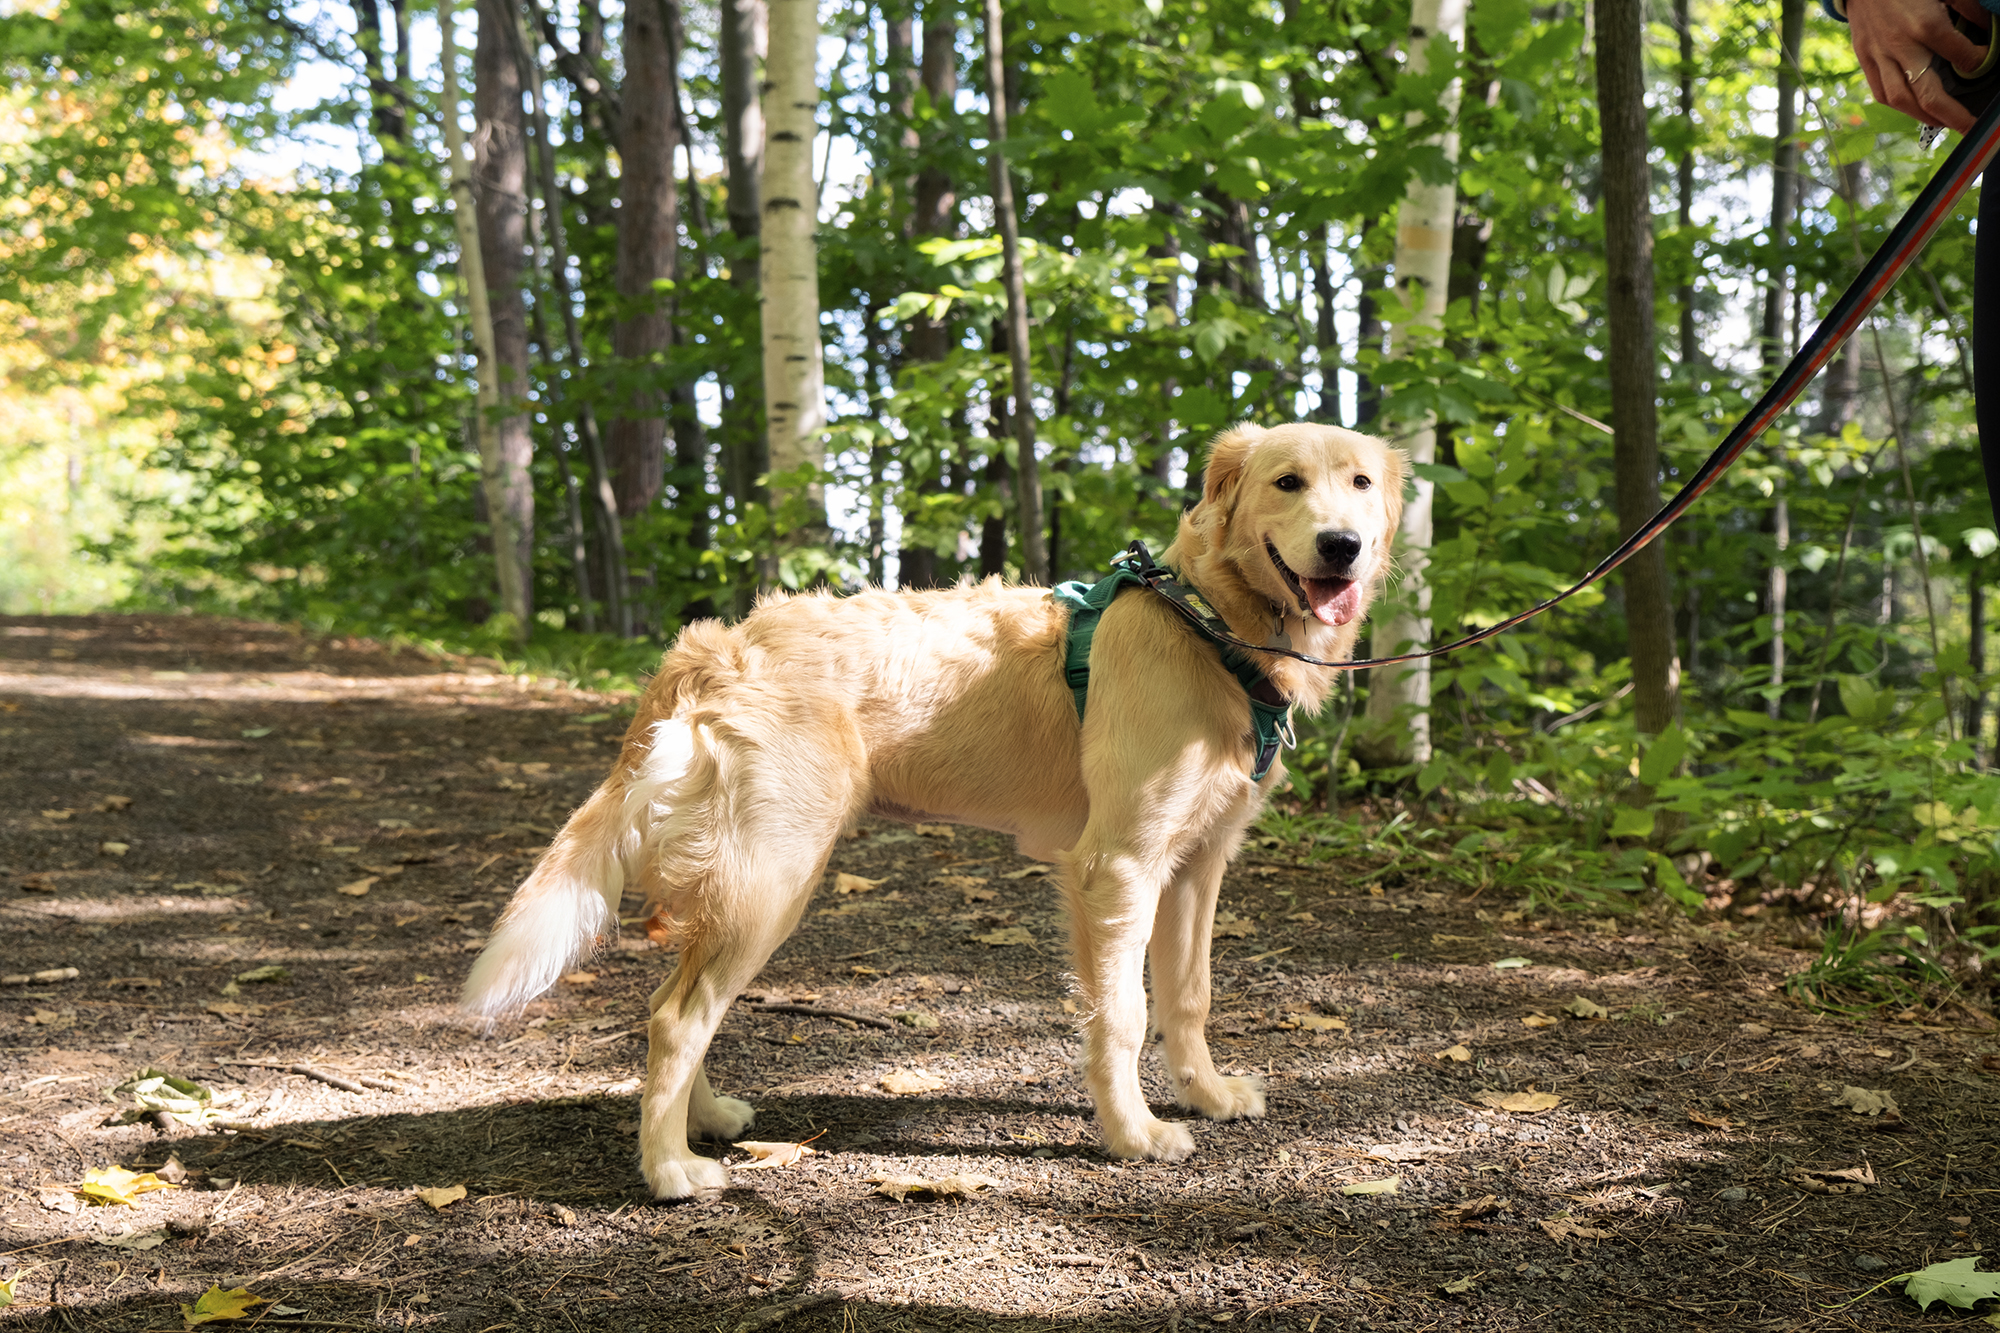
1160,94 -> 2000,675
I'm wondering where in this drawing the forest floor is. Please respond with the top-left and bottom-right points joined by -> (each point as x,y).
0,612 -> 1996,1333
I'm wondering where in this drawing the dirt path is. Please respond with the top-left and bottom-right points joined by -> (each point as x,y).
1,613 -> 1995,1332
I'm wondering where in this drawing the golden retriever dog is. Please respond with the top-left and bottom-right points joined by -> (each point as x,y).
463,422 -> 1405,1198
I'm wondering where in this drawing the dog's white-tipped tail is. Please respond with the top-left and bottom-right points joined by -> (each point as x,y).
460,796 -> 623,1019
461,718 -> 700,1019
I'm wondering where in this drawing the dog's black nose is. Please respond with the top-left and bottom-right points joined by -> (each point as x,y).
1316,529 -> 1362,569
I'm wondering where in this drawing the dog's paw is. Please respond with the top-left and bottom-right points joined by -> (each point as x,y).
643,1154 -> 730,1200
1103,1117 -> 1197,1163
1179,1073 -> 1265,1122
689,1094 -> 756,1141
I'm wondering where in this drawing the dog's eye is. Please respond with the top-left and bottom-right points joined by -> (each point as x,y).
1274,474 -> 1303,492
1353,475 -> 1373,491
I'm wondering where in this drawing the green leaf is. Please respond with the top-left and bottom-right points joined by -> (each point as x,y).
1417,755 -> 1449,794
1609,806 -> 1655,839
1836,674 -> 1879,722
1636,724 -> 1686,788
1900,1257 -> 2000,1312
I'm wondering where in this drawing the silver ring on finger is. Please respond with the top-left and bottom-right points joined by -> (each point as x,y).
1907,64 -> 1931,84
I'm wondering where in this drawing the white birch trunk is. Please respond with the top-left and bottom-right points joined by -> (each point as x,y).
760,0 -> 827,543
438,0 -> 528,638
1359,0 -> 1467,767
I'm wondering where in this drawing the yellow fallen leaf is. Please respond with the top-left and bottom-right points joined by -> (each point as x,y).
414,1184 -> 467,1211
734,1140 -> 817,1170
95,795 -> 133,812
40,809 -> 75,822
880,1068 -> 946,1095
868,1171 -> 1000,1201
181,1285 -> 271,1325
1211,911 -> 1256,939
1297,1014 -> 1347,1032
1340,1176 -> 1401,1196
560,971 -> 597,986
335,876 -> 378,897
1476,1089 -> 1562,1114
1539,1217 -> 1613,1242
1001,864 -> 1053,879
912,823 -> 955,839
1565,996 -> 1609,1020
1437,1044 -> 1473,1063
833,873 -> 882,895
1522,1014 -> 1558,1029
99,841 -> 130,857
971,927 -> 1033,947
77,1165 -> 178,1207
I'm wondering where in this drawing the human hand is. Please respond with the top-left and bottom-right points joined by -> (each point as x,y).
1848,0 -> 1987,132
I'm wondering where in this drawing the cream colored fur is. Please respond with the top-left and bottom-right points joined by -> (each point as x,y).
462,422 -> 1406,1198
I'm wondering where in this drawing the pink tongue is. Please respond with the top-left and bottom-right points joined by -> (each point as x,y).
1306,578 -> 1361,627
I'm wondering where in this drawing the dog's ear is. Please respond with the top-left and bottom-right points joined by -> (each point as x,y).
1200,423 -> 1263,508
1375,443 -> 1409,558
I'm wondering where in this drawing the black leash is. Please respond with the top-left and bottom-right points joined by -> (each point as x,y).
1139,95 -> 2000,674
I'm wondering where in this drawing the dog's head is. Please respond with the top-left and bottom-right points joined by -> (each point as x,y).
1181,421 -> 1405,636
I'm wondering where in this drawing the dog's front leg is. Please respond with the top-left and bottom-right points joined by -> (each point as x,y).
1149,831 -> 1265,1123
1063,845 -> 1195,1162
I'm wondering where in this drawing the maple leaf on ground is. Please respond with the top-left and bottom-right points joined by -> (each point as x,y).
1900,1257 -> 2000,1312
181,1285 -> 271,1326
734,1140 -> 817,1170
1834,1085 -> 1901,1118
77,1165 -> 178,1207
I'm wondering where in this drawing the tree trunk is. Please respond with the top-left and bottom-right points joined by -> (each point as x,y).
1595,0 -> 1680,739
1970,570 -> 1988,765
1354,216 -> 1382,429
1674,0 -> 1698,371
718,0 -> 765,613
514,0 -> 629,636
899,6 -> 962,589
982,0 -> 1046,584
761,0 -> 829,545
607,0 -> 680,522
443,0 -> 531,641
1356,0 -> 1467,768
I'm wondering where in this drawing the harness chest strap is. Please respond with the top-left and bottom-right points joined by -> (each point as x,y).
1051,558 -> 1296,782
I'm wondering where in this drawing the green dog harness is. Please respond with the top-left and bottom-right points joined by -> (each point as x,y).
1052,542 -> 1297,782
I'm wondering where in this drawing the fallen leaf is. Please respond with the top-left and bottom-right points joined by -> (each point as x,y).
833,873 -> 882,895
1430,934 -> 1482,945
1211,911 -> 1257,939
1540,1217 -> 1613,1243
1339,1176 -> 1400,1197
240,727 -> 273,739
99,841 -> 130,857
40,809 -> 75,822
880,1068 -> 946,1095
1440,1275 -> 1476,1295
1787,1164 -> 1874,1194
1738,1022 -> 1773,1037
1002,864 -> 1052,879
414,1184 -> 466,1211
234,965 -> 291,984
1476,1089 -> 1562,1114
335,876 -> 378,897
1901,1256 -> 2000,1312
1687,1109 -> 1732,1131
377,818 -> 412,829
868,1171 -> 1000,1201
1565,996 -> 1609,1020
95,795 -> 133,812
912,823 -> 955,839
560,971 -> 597,986
77,1165 -> 179,1207
1438,1195 -> 1507,1221
1297,1014 -> 1347,1032
181,1285 -> 271,1326
971,927 -> 1034,947
1060,999 -> 1078,1014
1833,1085 -> 1901,1118
1869,1046 -> 1896,1058
19,874 -> 57,892
1743,1055 -> 1784,1074
1365,1143 -> 1442,1162
1492,957 -> 1532,970
96,1225 -> 167,1251
1437,1044 -> 1473,1063
735,1140 -> 817,1170
0,1267 -> 26,1306
111,1069 -> 235,1127
1522,1014 -> 1558,1028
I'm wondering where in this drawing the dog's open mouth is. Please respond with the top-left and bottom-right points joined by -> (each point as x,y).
1266,540 -> 1362,628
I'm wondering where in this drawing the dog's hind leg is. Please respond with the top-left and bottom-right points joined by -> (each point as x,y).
634,719 -> 862,1199
1149,827 -> 1265,1123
